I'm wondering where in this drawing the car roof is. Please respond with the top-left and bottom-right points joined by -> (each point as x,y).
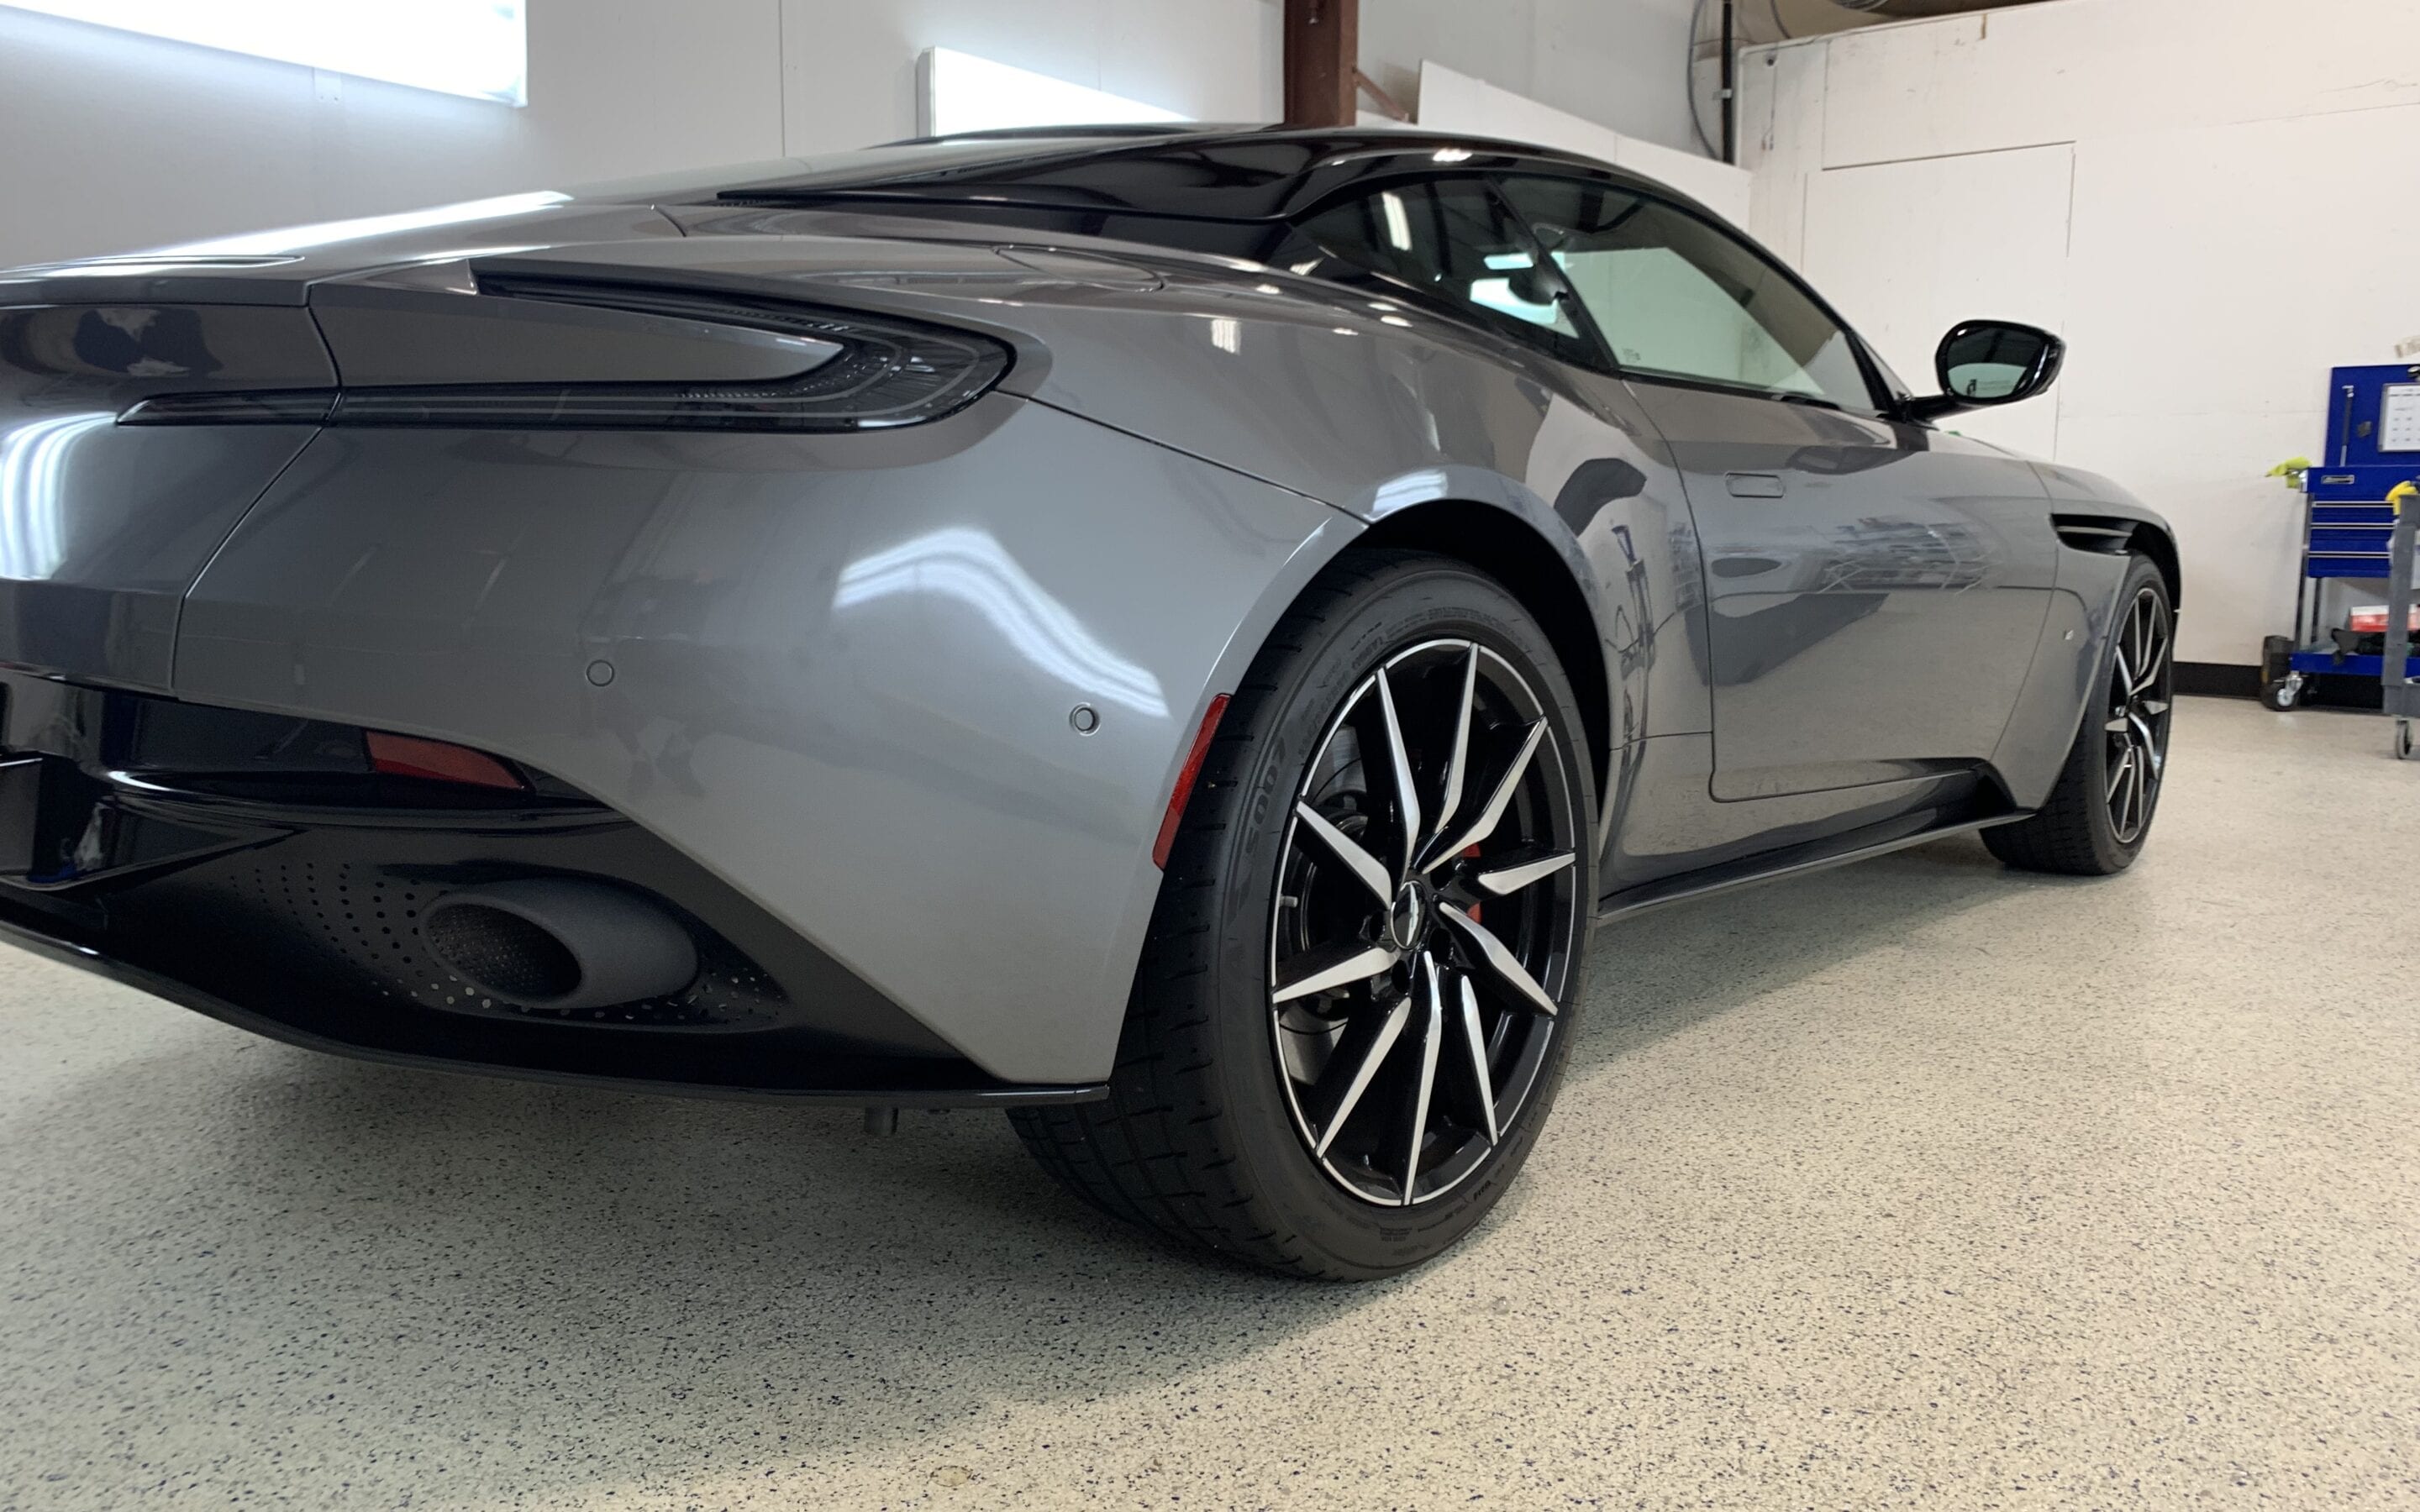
684,124 -> 1714,226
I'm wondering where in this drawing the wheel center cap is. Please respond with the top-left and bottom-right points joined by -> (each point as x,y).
1384,879 -> 1431,954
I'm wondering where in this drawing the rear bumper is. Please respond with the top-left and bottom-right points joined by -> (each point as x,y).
0,920 -> 1102,1109
0,670 -> 1102,1105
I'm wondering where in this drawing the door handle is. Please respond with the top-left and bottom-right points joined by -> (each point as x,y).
1724,472 -> 1786,499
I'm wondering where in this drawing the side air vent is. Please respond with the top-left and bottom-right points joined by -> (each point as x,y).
2052,515 -> 2136,554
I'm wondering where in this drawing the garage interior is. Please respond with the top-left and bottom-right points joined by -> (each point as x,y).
2,0 -> 2416,1507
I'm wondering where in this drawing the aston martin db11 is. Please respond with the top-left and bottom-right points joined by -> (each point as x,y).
0,126 -> 2175,1276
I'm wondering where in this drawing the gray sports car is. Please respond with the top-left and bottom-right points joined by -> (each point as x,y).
0,127 -> 2175,1278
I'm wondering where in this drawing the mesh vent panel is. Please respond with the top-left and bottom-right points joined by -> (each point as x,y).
423,904 -> 581,1001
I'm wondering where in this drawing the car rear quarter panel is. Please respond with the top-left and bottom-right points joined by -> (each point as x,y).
464,232 -> 1709,858
173,394 -> 1350,1084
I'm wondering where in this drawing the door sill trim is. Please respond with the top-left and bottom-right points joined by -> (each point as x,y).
1593,809 -> 2028,927
1708,759 -> 1984,804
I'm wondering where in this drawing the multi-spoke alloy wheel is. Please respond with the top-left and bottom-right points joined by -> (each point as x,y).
1009,551 -> 1594,1278
1985,555 -> 2175,876
1271,639 -> 1581,1207
2102,585 -> 2173,843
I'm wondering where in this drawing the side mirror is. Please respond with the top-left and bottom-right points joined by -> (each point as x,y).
1907,319 -> 2065,421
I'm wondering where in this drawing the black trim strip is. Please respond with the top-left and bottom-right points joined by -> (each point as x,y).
1587,807 -> 2023,924
2175,661 -> 2260,699
1593,811 -> 2025,926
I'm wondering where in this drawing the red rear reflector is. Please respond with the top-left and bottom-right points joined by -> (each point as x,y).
1152,693 -> 1231,869
366,732 -> 526,790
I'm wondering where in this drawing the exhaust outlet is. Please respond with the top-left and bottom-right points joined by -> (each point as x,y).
421,879 -> 698,1011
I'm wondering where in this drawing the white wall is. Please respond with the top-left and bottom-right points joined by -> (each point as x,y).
1361,0 -> 1704,155
1416,61 -> 1751,225
778,0 -> 1278,165
1739,0 -> 2420,666
0,0 -> 1713,269
0,0 -> 1280,270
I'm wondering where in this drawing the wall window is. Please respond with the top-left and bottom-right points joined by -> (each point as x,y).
3,1 -> 529,106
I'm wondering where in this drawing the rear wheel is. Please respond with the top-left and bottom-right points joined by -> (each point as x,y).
1985,556 -> 2174,875
1011,551 -> 1595,1278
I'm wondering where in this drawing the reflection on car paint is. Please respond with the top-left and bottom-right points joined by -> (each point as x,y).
0,414 -> 106,580
71,307 -> 224,378
146,191 -> 574,258
833,526 -> 1169,717
1368,469 -> 1453,517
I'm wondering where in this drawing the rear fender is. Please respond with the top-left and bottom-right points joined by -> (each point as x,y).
171,394 -> 1345,1084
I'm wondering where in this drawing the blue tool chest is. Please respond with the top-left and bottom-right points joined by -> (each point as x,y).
2305,472 -> 2401,578
2278,363 -> 2420,690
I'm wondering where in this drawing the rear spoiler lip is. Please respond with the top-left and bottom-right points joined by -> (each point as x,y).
0,204 -> 687,309
0,271 -> 317,307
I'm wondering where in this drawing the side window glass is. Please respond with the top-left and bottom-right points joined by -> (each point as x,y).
1291,178 -> 1591,361
1497,176 -> 1877,410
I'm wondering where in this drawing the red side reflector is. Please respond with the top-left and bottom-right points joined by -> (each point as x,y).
366,732 -> 526,790
1152,693 -> 1231,869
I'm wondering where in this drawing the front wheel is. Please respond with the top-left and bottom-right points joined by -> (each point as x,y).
1011,551 -> 1596,1279
1985,555 -> 2175,875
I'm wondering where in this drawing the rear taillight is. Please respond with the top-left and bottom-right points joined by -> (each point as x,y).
120,277 -> 1010,433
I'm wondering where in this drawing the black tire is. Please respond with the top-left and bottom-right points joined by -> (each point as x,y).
2259,679 -> 2300,712
1985,555 -> 2175,876
1011,550 -> 1597,1279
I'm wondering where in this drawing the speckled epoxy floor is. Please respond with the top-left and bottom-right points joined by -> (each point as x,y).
3,696 -> 2416,1509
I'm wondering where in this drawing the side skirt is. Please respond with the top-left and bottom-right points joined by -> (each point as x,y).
1592,809 -> 2030,927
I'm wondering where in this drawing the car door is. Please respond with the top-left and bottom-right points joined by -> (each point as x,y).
1495,176 -> 2057,801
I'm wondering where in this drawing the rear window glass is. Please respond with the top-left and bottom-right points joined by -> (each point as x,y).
1292,178 -> 1597,366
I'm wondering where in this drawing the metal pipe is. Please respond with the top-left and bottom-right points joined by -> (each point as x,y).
1742,0 -> 2045,40
1720,0 -> 1736,164
1834,0 -> 2046,14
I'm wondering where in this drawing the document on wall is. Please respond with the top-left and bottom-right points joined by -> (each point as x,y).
2384,384 -> 2420,453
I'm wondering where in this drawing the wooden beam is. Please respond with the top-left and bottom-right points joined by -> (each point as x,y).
1283,0 -> 1358,128
1355,67 -> 1410,123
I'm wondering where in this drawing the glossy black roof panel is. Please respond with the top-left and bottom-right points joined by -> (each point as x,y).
697,126 -> 1685,223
